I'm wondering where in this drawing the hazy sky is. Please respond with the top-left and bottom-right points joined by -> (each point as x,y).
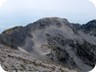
0,0 -> 96,33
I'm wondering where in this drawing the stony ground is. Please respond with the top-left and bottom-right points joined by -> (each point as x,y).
0,44 -> 78,72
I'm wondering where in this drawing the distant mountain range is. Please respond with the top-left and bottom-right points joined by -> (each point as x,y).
0,17 -> 96,72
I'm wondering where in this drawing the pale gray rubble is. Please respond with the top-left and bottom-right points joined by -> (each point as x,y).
0,44 -> 78,72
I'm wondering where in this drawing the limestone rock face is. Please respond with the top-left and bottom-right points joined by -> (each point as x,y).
0,17 -> 96,72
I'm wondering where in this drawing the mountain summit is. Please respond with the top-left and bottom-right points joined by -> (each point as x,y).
0,17 -> 96,72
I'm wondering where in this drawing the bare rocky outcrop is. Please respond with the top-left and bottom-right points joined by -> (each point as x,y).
0,17 -> 96,72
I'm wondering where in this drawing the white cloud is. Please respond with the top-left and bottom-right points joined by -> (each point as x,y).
0,0 -> 7,8
90,0 -> 96,7
1,0 -> 95,12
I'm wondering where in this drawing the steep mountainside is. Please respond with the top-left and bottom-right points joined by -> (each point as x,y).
0,17 -> 96,72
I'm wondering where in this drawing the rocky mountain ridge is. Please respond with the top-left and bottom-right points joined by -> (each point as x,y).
0,17 -> 96,72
